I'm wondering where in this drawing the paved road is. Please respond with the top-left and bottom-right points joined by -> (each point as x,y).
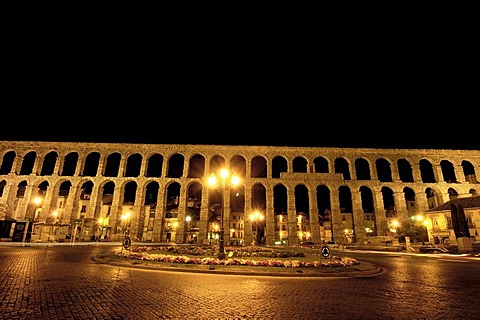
1,243 -> 479,319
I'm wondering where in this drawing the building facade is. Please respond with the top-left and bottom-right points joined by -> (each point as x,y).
0,140 -> 479,246
426,196 -> 480,246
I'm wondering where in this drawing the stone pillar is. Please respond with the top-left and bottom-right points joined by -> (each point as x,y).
182,159 -> 189,178
175,186 -> 187,243
161,159 -> 168,178
245,158 -> 251,179
393,191 -> 409,221
330,190 -> 343,243
223,187 -> 231,246
97,154 -> 105,177
352,190 -> 366,245
10,154 -> 22,174
132,186 -> 145,241
267,159 -> 273,179
41,184 -> 56,220
12,154 -> 24,175
152,187 -> 166,242
328,160 -> 334,174
412,164 -> 422,183
54,154 -> 63,176
432,164 -> 442,183
197,187 -> 210,244
415,193 -> 429,215
370,163 -> 379,181
391,163 -> 401,182
75,154 -> 85,177
118,155 -> 127,177
111,184 -> 123,239
287,188 -> 298,246
90,184 -> 103,223
350,163 -> 357,181
24,183 -> 38,221
32,154 -> 42,176
3,181 -> 17,219
454,164 -> 465,183
139,157 -> 148,177
243,186 -> 253,246
308,188 -> 321,243
63,186 -> 80,226
265,186 -> 275,246
373,190 -> 387,236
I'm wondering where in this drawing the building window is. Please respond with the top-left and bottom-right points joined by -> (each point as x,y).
446,216 -> 453,228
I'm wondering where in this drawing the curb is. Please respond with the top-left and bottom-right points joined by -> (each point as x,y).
92,256 -> 384,278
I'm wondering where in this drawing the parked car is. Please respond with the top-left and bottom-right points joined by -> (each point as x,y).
299,241 -> 317,248
326,241 -> 339,249
419,244 -> 449,253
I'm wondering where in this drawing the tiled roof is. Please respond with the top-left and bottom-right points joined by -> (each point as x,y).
427,195 -> 480,212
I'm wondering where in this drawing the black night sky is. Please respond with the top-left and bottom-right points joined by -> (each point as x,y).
2,13 -> 477,150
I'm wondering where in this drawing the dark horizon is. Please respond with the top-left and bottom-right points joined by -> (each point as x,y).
3,15 -> 477,152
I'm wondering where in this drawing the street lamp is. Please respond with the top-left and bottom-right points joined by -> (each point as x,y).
422,219 -> 429,244
390,219 -> 400,235
33,196 -> 42,221
50,211 -> 59,241
413,214 -> 429,243
121,212 -> 131,236
249,211 -> 264,246
207,169 -> 241,260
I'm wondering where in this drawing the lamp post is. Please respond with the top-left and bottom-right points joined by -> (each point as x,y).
249,211 -> 264,246
33,196 -> 42,222
50,211 -> 59,241
98,218 -> 108,240
23,196 -> 42,244
413,214 -> 428,244
185,215 -> 191,243
422,219 -> 429,244
121,212 -> 131,236
207,169 -> 241,260
390,219 -> 400,236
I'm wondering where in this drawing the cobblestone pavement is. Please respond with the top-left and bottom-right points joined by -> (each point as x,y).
0,244 -> 380,319
1,243 -> 478,319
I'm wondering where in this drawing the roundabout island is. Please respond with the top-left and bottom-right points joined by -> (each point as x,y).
94,244 -> 384,277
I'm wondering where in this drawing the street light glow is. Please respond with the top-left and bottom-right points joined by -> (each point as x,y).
250,210 -> 264,246
220,168 -> 229,180
121,212 -> 132,236
207,168 -> 241,260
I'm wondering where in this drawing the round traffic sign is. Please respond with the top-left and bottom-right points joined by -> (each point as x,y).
321,245 -> 330,258
123,236 -> 131,249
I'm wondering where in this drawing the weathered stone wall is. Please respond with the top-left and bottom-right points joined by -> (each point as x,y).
0,140 -> 478,245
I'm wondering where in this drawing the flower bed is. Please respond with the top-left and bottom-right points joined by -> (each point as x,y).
114,245 -> 359,268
